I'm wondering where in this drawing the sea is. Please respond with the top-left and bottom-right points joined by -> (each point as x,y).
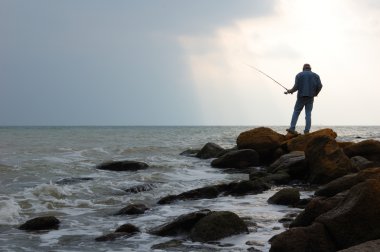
1,126 -> 380,252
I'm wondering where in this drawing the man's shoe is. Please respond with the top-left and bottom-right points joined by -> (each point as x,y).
304,131 -> 310,134
286,128 -> 298,135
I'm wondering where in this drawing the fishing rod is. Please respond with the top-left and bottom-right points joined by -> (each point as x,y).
244,63 -> 288,91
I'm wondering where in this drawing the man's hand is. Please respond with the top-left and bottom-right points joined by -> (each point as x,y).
284,89 -> 292,94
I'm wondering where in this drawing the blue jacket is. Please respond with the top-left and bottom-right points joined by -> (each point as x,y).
289,70 -> 323,97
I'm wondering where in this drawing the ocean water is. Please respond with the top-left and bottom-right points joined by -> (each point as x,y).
1,126 -> 379,252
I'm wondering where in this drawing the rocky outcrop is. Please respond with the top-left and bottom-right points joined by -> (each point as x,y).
190,211 -> 248,242
282,128 -> 337,152
267,188 -> 300,206
305,136 -> 353,184
115,203 -> 149,215
343,140 -> 380,162
96,160 -> 149,171
19,216 -> 60,231
211,149 -> 259,169
236,127 -> 286,164
196,142 -> 225,159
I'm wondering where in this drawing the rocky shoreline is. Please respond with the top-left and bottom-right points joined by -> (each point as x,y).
18,127 -> 380,251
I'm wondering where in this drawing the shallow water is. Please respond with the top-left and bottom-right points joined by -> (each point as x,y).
0,126 -> 379,251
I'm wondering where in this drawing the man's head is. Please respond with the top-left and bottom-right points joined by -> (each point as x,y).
303,63 -> 311,71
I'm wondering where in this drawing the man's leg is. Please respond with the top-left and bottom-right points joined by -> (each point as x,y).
289,98 -> 305,132
304,97 -> 314,133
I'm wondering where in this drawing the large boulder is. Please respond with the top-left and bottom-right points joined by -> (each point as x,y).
305,135 -> 353,184
211,149 -> 259,169
315,167 -> 380,197
338,239 -> 380,252
196,142 -> 225,159
343,140 -> 380,162
268,151 -> 307,179
282,128 -> 338,152
96,160 -> 149,171
149,210 -> 211,236
269,223 -> 336,252
189,211 -> 248,242
19,216 -> 60,231
236,127 -> 286,164
267,188 -> 300,206
316,179 -> 380,250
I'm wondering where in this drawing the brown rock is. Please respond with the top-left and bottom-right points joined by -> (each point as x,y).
283,128 -> 337,152
236,127 -> 286,163
338,239 -> 380,252
316,179 -> 380,249
343,140 -> 380,162
269,223 -> 336,252
305,135 -> 353,184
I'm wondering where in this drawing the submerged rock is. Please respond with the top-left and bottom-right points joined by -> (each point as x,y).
96,160 -> 149,171
190,211 -> 248,242
19,216 -> 60,231
267,188 -> 300,206
55,177 -> 93,185
180,149 -> 200,157
196,142 -> 225,159
124,183 -> 156,193
211,149 -> 259,169
236,127 -> 286,164
115,203 -> 149,215
95,223 -> 140,242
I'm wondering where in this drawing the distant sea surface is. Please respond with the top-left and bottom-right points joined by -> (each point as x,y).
1,126 -> 379,251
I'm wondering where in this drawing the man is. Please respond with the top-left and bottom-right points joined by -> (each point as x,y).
285,63 -> 323,134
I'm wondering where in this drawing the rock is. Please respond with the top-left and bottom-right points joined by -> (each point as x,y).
267,188 -> 300,206
55,177 -> 93,185
19,216 -> 60,231
124,183 -> 156,193
115,223 -> 140,233
350,156 -> 376,170
211,149 -> 259,169
338,239 -> 380,252
236,127 -> 286,164
343,140 -> 380,162
305,135 -> 353,184
290,193 -> 346,228
96,160 -> 149,171
196,142 -> 225,159
268,151 -> 307,179
190,211 -> 248,242
315,167 -> 380,197
262,172 -> 292,185
338,141 -> 354,149
283,128 -> 338,152
180,149 -> 200,157
225,180 -> 270,196
316,179 -> 380,250
151,239 -> 183,250
95,223 -> 139,241
115,203 -> 148,215
269,223 -> 336,252
149,209 -> 211,236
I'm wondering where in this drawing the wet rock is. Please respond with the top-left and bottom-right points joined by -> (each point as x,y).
282,128 -> 337,152
180,149 -> 200,157
225,180 -> 270,196
95,223 -> 139,241
149,209 -> 211,236
211,149 -> 259,169
55,177 -> 93,185
115,203 -> 148,215
124,183 -> 156,193
350,156 -> 376,170
268,151 -> 307,179
269,223 -> 336,252
19,216 -> 60,231
343,139 -> 380,162
305,135 -> 353,184
236,127 -> 286,164
263,172 -> 292,185
337,239 -> 380,252
151,239 -> 184,250
190,211 -> 248,242
315,167 -> 380,197
96,160 -> 149,171
316,179 -> 380,250
267,188 -> 300,206
114,223 -> 140,233
196,142 -> 225,159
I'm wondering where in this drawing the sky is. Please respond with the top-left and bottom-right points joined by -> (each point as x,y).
1,0 -> 380,126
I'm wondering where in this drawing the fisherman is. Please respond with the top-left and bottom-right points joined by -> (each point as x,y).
285,63 -> 323,134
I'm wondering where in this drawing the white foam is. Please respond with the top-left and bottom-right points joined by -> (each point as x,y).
0,197 -> 21,225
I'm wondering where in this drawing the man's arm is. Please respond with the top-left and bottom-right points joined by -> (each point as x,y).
315,75 -> 323,96
285,75 -> 299,94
